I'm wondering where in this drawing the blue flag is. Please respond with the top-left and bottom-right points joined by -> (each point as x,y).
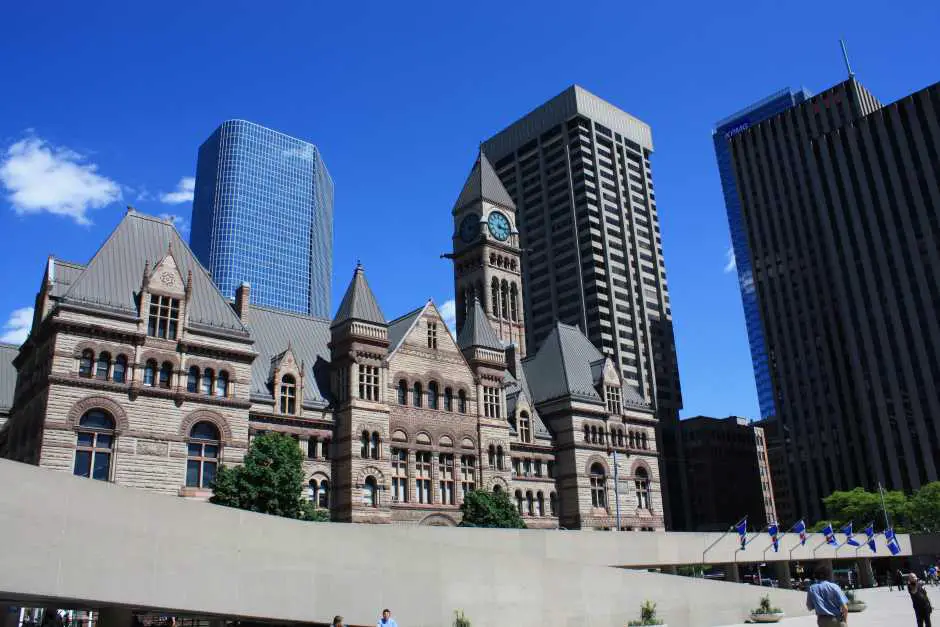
769,522 -> 779,552
792,519 -> 808,546
888,537 -> 901,556
822,523 -> 837,546
864,523 -> 876,553
842,522 -> 861,547
885,528 -> 896,541
735,517 -> 748,549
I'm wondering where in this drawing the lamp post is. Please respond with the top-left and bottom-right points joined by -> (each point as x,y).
608,444 -> 622,531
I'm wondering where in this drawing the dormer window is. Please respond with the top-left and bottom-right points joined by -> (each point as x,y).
518,412 -> 531,443
147,295 -> 180,340
279,375 -> 297,414
605,386 -> 622,415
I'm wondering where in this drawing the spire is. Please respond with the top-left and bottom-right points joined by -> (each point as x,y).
457,296 -> 503,351
332,263 -> 385,328
840,39 -> 855,78
452,149 -> 516,212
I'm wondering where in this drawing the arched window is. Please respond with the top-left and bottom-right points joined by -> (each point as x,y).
397,379 -> 407,405
444,388 -> 453,412
519,412 -> 531,443
496,446 -> 505,470
526,490 -> 535,516
487,444 -> 496,468
215,371 -> 229,397
95,352 -> 110,380
427,381 -> 439,410
510,283 -> 519,321
412,382 -> 423,408
371,431 -> 380,460
617,430 -> 625,447
360,431 -> 370,459
458,389 -> 467,413
318,479 -> 330,508
113,355 -> 127,383
642,433 -> 649,450
536,491 -> 545,517
515,490 -> 524,515
635,467 -> 651,510
491,278 -> 500,317
201,367 -> 214,395
590,463 -> 607,509
550,492 -> 558,516
279,375 -> 297,414
584,424 -> 590,442
629,432 -> 636,449
493,484 -> 502,494
590,425 -> 598,444
186,421 -> 220,488
79,349 -> 94,378
73,409 -> 115,481
143,359 -> 157,386
500,280 -> 509,319
363,476 -> 378,508
187,366 -> 199,393
159,361 -> 173,389
307,479 -> 318,501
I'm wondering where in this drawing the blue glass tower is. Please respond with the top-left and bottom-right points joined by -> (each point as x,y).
713,88 -> 811,419
190,120 -> 333,317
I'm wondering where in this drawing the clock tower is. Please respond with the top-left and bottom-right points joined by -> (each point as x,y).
451,150 -> 526,357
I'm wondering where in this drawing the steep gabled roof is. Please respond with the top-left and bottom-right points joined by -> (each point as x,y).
48,259 -> 85,299
248,306 -> 331,408
332,263 -> 385,327
387,304 -> 427,353
504,366 -> 551,440
453,150 -> 516,212
60,211 -> 247,333
457,298 -> 503,351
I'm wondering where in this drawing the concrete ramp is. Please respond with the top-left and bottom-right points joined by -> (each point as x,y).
0,460 -> 809,627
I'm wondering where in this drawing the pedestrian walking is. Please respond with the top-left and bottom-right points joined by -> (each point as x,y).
909,574 -> 934,627
377,609 -> 398,627
806,564 -> 849,627
332,616 -> 345,627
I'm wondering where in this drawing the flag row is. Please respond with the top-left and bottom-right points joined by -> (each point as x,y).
733,517 -> 903,555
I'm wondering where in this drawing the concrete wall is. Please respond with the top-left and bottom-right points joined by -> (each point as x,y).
0,459 -> 867,627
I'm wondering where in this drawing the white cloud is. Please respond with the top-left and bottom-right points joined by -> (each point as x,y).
158,212 -> 189,235
440,299 -> 457,337
159,177 -> 195,204
1,307 -> 34,345
0,136 -> 121,225
723,246 -> 736,274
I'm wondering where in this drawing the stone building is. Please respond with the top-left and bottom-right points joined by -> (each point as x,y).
0,155 -> 663,530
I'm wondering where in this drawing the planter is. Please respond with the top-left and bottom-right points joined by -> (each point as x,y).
749,612 -> 785,623
847,601 -> 867,613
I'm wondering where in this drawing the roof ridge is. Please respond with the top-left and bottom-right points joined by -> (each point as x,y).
387,304 -> 426,325
247,303 -> 332,324
388,302 -> 430,355
51,258 -> 85,269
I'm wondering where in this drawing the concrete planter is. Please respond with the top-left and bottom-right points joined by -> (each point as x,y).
847,601 -> 867,613
749,612 -> 785,623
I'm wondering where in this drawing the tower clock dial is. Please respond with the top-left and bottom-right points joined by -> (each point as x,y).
459,214 -> 480,243
487,211 -> 511,242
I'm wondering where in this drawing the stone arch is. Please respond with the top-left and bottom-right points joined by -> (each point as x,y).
179,409 -> 234,444
439,434 -> 454,448
72,340 -> 109,358
460,436 -> 475,449
419,513 -> 458,527
308,470 -> 331,483
391,429 -> 408,442
355,464 -> 387,486
67,396 -> 129,433
486,476 -> 509,492
584,454 -> 610,476
630,459 -> 653,478
415,431 -> 432,446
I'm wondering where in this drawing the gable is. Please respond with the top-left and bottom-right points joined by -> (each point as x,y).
148,253 -> 186,298
388,301 -> 476,385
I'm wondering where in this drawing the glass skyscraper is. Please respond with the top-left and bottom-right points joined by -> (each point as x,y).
190,120 -> 333,317
712,87 -> 810,419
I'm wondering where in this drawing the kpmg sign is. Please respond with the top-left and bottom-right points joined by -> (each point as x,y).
723,118 -> 751,140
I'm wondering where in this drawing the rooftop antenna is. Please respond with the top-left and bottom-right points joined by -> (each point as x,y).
840,39 -> 855,78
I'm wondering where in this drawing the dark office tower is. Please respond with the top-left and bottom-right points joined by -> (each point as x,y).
190,120 -> 334,317
482,85 -> 685,527
730,78 -> 940,521
713,87 -> 812,419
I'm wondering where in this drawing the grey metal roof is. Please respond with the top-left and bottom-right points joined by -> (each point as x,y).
387,304 -> 426,353
60,211 -> 247,333
457,298 -> 503,351
247,306 -> 331,407
453,151 -> 516,212
332,264 -> 385,327
49,259 -> 85,298
504,365 -> 551,440
0,343 -> 17,413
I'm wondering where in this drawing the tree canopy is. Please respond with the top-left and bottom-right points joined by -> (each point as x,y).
211,432 -> 325,521
458,489 -> 526,528
814,482 -> 940,533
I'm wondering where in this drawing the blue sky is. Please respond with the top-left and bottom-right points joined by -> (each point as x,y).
0,1 -> 937,419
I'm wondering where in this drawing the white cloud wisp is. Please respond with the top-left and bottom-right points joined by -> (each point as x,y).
724,246 -> 737,274
440,299 -> 457,337
1,307 -> 34,345
159,177 -> 195,204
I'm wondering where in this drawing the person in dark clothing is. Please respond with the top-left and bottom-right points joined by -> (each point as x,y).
909,574 -> 934,627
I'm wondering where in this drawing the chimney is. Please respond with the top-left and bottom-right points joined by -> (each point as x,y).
235,282 -> 251,323
505,344 -> 519,379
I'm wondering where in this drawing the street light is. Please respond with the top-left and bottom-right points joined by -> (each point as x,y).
607,443 -> 623,531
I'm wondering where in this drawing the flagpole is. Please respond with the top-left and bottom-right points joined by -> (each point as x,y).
878,482 -> 892,530
702,527 -> 733,570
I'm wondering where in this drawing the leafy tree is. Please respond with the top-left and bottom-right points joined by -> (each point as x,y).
458,489 -> 526,528
909,482 -> 940,532
813,486 -> 908,532
210,432 -> 308,519
301,501 -> 332,522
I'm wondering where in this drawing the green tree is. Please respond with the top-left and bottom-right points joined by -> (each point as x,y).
815,486 -> 909,532
210,432 -> 308,519
458,489 -> 526,528
909,482 -> 940,532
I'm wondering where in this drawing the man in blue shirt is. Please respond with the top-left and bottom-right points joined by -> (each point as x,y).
806,564 -> 849,626
377,609 -> 398,627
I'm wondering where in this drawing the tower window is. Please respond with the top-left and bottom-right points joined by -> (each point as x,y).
427,322 -> 438,349
358,364 -> 379,401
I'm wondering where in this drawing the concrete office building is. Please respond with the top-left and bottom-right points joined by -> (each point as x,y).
190,120 -> 334,317
481,86 -> 685,526
729,78 -> 940,520
680,416 -> 776,531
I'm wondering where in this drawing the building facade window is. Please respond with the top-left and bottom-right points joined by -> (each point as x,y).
500,280 -> 509,319
358,364 -> 379,401
159,361 -> 173,389
590,463 -> 607,509
458,389 -> 467,413
439,453 -> 455,505
606,386 -> 622,415
95,352 -> 110,380
526,490 -> 534,515
187,366 -> 199,393
186,421 -> 220,488
73,409 -> 114,481
362,476 -> 378,507
483,386 -> 501,418
79,349 -> 94,378
310,479 -> 329,508
147,294 -> 180,340
215,371 -> 229,397
536,491 -> 544,516
279,374 -> 297,414
360,431 -> 370,459
113,355 -> 127,383
371,431 -> 380,460
143,359 -> 157,386
201,368 -> 214,395
550,492 -> 558,516
487,445 -> 496,468
427,381 -> 439,410
416,451 -> 432,504
491,278 -> 500,317
510,283 -> 518,321
496,446 -> 505,470
518,412 -> 531,443
391,448 -> 408,503
427,322 -> 438,349
308,437 -> 319,459
444,388 -> 453,412
460,455 -> 475,497
397,379 -> 407,405
412,382 -> 423,408
635,467 -> 651,510
515,490 -> 524,514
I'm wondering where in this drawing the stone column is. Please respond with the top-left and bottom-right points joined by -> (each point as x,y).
724,562 -> 741,583
774,560 -> 793,589
857,557 -> 875,588
95,609 -> 134,627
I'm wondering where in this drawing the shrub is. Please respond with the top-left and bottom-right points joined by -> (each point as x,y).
627,600 -> 663,626
753,594 -> 782,615
453,610 -> 471,627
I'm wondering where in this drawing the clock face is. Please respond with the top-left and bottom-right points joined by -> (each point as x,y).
459,214 -> 480,243
487,211 -> 511,242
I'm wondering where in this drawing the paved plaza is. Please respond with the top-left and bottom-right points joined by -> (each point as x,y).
718,585 -> 929,626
